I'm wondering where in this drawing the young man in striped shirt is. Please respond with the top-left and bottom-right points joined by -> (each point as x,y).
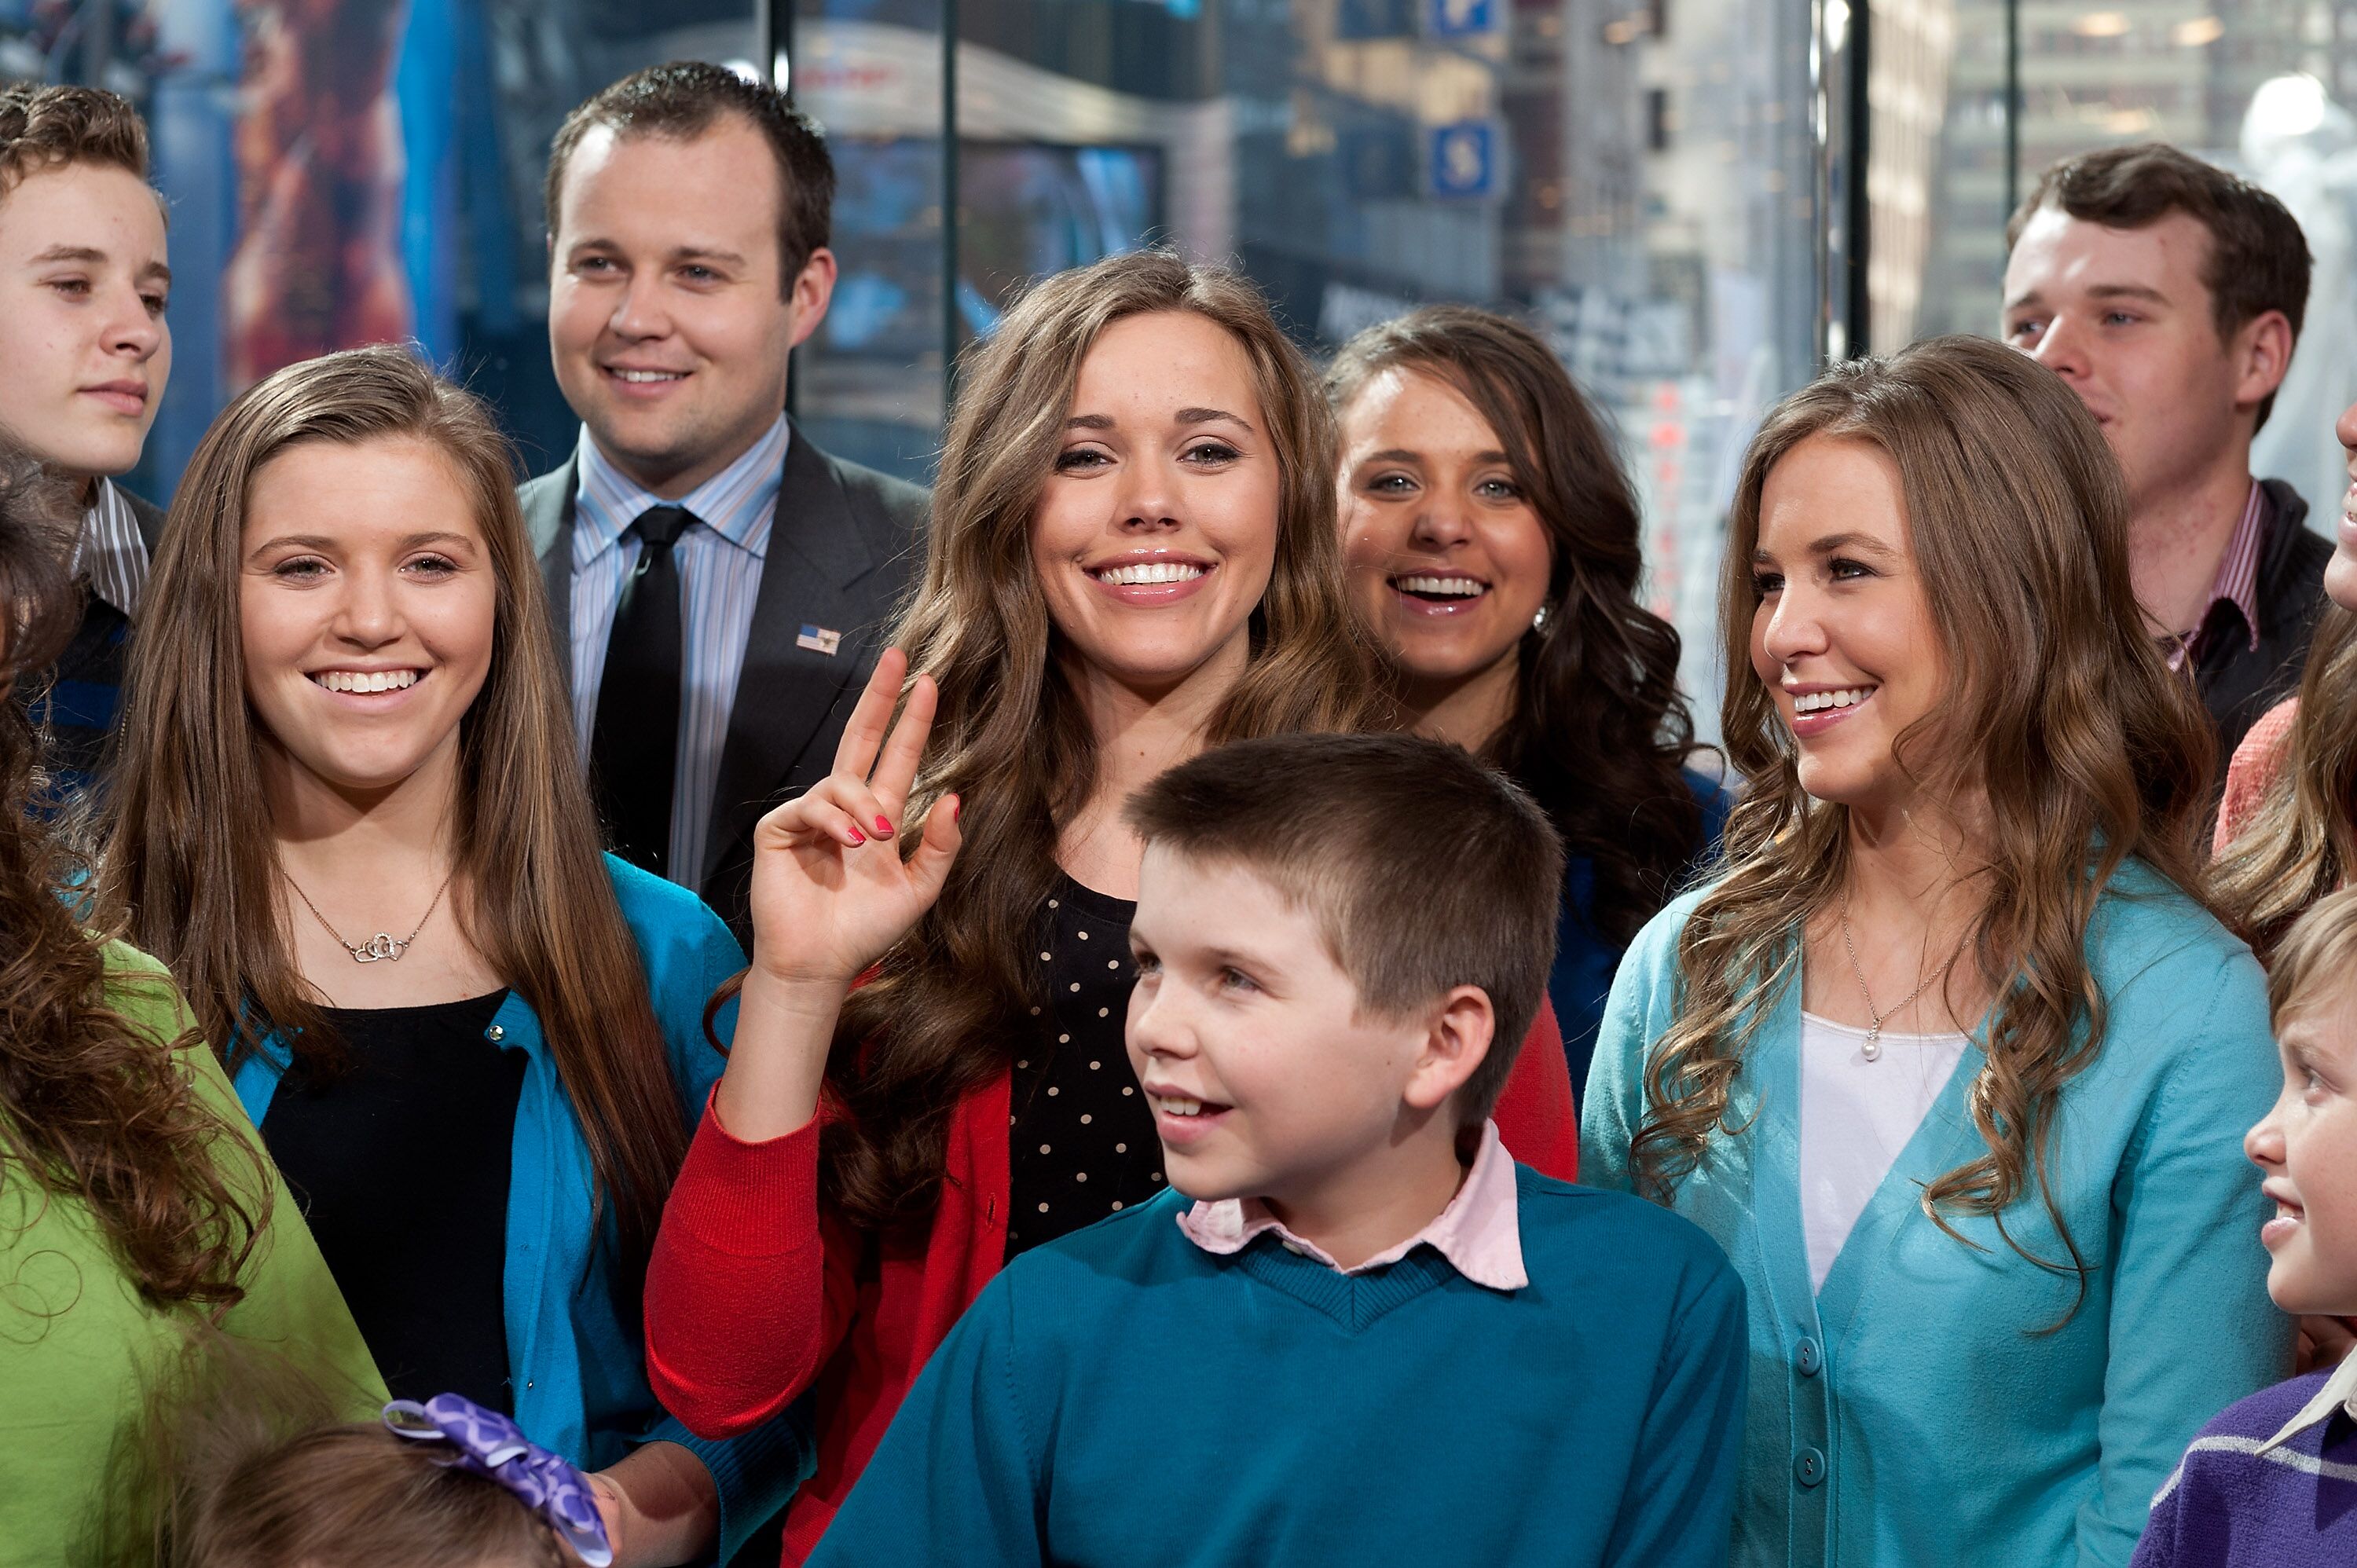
2000,142 -> 2325,771
2135,888 -> 2357,1565
0,85 -> 171,794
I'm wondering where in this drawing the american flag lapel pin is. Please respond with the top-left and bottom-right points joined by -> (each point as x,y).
796,624 -> 843,656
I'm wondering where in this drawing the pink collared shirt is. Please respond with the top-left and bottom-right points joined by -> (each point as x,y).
1174,1119 -> 1529,1291
2167,479 -> 2267,672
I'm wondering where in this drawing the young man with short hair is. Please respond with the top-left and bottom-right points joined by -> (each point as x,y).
807,732 -> 1747,1568
2003,142 -> 2325,765
528,60 -> 926,940
0,83 -> 171,791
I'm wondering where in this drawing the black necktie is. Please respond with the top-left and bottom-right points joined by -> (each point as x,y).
589,504 -> 694,875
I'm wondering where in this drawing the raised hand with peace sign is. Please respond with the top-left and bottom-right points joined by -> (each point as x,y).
715,647 -> 962,1141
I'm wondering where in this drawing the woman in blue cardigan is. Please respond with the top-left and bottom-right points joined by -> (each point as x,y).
100,346 -> 803,1565
1582,335 -> 2289,1568
1329,306 -> 1725,1091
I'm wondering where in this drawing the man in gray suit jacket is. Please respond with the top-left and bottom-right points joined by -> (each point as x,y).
525,61 -> 925,945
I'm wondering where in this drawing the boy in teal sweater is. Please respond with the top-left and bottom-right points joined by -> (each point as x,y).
808,732 -> 1746,1568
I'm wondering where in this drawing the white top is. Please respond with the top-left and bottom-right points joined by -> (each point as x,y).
1798,1009 -> 1971,1293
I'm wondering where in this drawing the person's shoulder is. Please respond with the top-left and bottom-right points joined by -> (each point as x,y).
515,460 -> 577,555
2192,1368 -> 2336,1447
996,1191 -> 1208,1308
2219,697 -> 2300,850
94,939 -> 192,1037
1622,881 -> 1714,973
1516,1166 -> 1733,1283
599,854 -> 742,972
804,439 -> 929,527
2093,859 -> 2249,968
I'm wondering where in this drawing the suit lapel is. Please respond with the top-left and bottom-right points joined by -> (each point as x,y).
520,458 -> 581,684
700,429 -> 880,887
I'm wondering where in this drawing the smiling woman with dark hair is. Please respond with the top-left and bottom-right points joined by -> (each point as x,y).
1328,304 -> 1726,1091
0,447 -> 381,1563
641,249 -> 1585,1563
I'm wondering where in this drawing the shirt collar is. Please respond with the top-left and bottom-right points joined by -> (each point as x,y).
573,414 -> 790,557
76,477 -> 145,617
1175,1119 -> 1527,1291
2167,479 -> 2267,671
2259,1349 -> 2357,1453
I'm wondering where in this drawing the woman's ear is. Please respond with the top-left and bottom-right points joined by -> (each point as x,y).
1401,984 -> 1495,1113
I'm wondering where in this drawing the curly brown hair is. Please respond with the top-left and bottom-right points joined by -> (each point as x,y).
0,452 -> 263,1312
825,250 -> 1385,1229
1627,337 -> 2212,1314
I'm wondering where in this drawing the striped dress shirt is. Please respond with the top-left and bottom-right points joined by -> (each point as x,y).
76,476 -> 150,617
569,416 -> 789,885
2167,478 -> 2267,672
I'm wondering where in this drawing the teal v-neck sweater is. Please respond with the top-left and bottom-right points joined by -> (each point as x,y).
808,1166 -> 1747,1568
1582,860 -> 2292,1568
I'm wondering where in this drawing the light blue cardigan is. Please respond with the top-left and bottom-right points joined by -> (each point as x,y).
233,855 -> 809,1563
1581,860 -> 2291,1568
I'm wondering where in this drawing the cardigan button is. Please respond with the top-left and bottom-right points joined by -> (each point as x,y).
486,1024 -> 505,1042
1796,1337 -> 1821,1376
1794,1447 -> 1825,1489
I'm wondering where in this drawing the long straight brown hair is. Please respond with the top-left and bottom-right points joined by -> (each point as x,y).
827,249 -> 1385,1229
99,345 -> 687,1288
1325,305 -> 1705,946
1628,335 -> 2212,1308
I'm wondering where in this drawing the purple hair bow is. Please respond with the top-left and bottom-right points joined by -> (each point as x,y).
382,1394 -> 614,1566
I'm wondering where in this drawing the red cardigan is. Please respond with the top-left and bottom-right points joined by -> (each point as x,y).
643,1005 -> 1580,1563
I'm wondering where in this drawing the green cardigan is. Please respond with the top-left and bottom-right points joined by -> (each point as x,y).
1582,861 -> 2293,1568
0,943 -> 383,1564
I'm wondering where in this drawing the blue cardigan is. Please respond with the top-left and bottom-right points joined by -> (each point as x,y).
1581,860 -> 2291,1568
233,855 -> 808,1563
1552,767 -> 1730,1093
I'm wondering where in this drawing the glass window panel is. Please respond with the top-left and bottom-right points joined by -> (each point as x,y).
114,0 -> 765,495
784,0 -> 1825,729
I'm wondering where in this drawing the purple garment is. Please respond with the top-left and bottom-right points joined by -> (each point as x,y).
2132,1369 -> 2357,1566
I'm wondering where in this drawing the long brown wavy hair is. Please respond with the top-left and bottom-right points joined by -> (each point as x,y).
0,452 -> 265,1312
2210,605 -> 2357,954
100,346 -> 687,1289
827,249 -> 1384,1229
1627,335 -> 2212,1299
1326,305 -> 1705,945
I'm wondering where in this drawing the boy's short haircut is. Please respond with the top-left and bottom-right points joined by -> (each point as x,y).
0,83 -> 151,203
543,60 -> 834,295
2005,141 -> 2310,428
1125,731 -> 1566,1125
2267,885 -> 2357,1031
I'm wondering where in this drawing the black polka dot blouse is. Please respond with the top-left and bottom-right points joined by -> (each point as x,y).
1005,876 -> 1167,1259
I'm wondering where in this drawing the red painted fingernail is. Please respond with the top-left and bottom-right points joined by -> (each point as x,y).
951,796 -> 962,823
846,826 -> 867,844
874,815 -> 894,836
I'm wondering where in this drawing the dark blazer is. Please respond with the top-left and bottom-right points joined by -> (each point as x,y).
522,424 -> 927,945
2193,478 -> 2331,774
40,485 -> 167,792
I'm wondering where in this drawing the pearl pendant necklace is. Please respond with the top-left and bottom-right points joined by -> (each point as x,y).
1838,895 -> 1970,1064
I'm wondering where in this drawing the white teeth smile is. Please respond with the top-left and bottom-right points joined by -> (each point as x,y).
313,670 -> 420,694
1793,686 -> 1873,714
1153,1094 -> 1207,1117
1095,562 -> 1205,586
1395,574 -> 1486,597
610,368 -> 685,383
